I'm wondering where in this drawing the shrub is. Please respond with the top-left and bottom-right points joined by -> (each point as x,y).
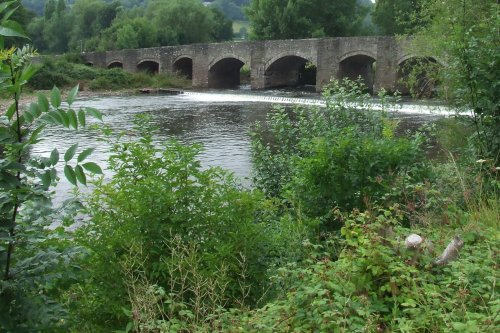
69,116 -> 275,330
88,68 -> 133,90
29,57 -> 99,89
251,79 -> 429,229
29,59 -> 72,89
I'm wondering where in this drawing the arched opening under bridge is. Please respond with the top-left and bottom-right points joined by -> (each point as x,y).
137,60 -> 159,74
397,57 -> 441,98
208,57 -> 246,89
173,57 -> 193,80
264,56 -> 316,90
107,61 -> 123,69
339,54 -> 376,93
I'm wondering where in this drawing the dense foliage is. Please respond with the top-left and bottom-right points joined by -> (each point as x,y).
412,0 -> 499,161
25,0 -> 233,53
29,55 -> 191,91
245,0 -> 372,39
211,0 -> 250,21
372,0 -> 426,35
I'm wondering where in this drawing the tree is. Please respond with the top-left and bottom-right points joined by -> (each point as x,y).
42,6 -> 70,53
1,2 -> 102,329
372,0 -> 425,35
146,0 -> 229,45
412,0 -> 499,159
212,0 -> 245,20
210,7 -> 234,41
67,0 -> 121,51
44,0 -> 56,20
245,0 -> 368,40
116,23 -> 139,49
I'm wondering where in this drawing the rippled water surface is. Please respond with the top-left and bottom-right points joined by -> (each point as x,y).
31,90 -> 451,202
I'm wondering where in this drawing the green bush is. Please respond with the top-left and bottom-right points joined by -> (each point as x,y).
288,131 -> 425,223
88,68 -> 133,90
68,117 -> 276,331
29,58 -> 72,89
251,79 -> 429,228
29,57 -> 99,89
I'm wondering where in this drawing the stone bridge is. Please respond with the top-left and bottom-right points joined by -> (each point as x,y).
82,37 -> 435,92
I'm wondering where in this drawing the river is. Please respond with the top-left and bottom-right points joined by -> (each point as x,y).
30,89 -> 452,203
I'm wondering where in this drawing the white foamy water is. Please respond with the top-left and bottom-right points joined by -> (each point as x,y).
181,91 -> 456,116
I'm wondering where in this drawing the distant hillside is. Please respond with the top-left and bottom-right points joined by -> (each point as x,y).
21,0 -> 248,17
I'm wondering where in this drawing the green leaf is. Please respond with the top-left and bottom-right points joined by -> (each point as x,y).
64,165 -> 77,186
77,148 -> 94,163
82,162 -> 103,174
50,148 -> 59,166
42,111 -> 61,125
77,109 -> 86,127
2,5 -> 19,22
0,2 -> 17,14
66,85 -> 79,106
6,103 -> 15,120
38,94 -> 49,112
20,64 -> 37,83
0,21 -> 28,39
23,110 -> 33,123
29,102 -> 41,118
64,144 -> 78,162
85,107 -> 103,121
75,165 -> 87,185
50,86 -> 61,108
4,162 -> 25,172
29,125 -> 45,144
74,165 -> 86,186
67,109 -> 78,129
0,127 -> 13,143
41,170 -> 51,190
56,109 -> 70,127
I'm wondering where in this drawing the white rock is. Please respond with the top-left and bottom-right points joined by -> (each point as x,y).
405,234 -> 423,249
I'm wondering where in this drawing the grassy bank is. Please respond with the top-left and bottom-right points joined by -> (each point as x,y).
29,54 -> 191,92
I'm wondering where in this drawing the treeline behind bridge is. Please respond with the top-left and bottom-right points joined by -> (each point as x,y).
16,0 -> 426,55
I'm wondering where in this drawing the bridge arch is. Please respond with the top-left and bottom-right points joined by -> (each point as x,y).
85,62 -> 94,67
107,61 -> 123,69
137,59 -> 159,74
396,56 -> 442,97
338,51 -> 377,92
264,54 -> 317,89
208,56 -> 247,89
173,56 -> 193,79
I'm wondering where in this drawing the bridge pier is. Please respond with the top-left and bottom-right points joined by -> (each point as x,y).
316,39 -> 338,92
373,37 -> 398,93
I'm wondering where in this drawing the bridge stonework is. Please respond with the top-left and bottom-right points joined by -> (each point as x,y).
82,37 -> 416,92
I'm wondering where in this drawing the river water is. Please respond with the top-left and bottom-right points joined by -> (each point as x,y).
30,89 -> 452,203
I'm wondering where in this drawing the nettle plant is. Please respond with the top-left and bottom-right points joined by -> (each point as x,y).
0,2 -> 102,330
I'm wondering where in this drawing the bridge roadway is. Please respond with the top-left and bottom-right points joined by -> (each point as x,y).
82,37 -> 434,92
